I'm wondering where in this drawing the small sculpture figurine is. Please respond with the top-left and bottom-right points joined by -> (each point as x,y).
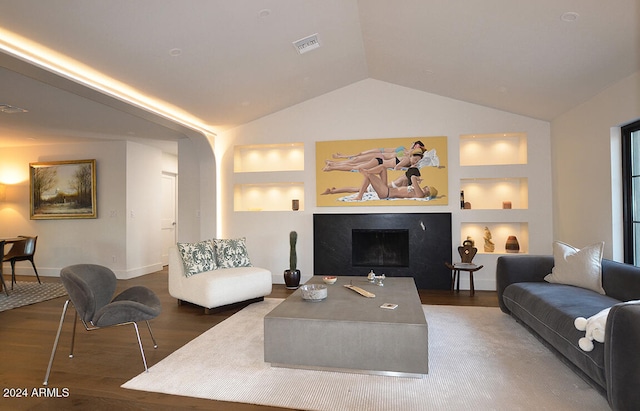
368,270 -> 376,283
483,226 -> 495,253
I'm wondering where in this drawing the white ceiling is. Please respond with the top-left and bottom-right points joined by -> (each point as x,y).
0,0 -> 638,150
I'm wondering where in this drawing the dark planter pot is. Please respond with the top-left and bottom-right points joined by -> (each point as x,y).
284,269 -> 301,289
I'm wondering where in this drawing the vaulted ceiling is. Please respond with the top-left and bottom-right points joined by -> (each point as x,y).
1,0 -> 638,150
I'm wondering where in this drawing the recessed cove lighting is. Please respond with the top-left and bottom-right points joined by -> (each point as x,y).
561,12 -> 579,22
293,34 -> 320,54
0,104 -> 28,113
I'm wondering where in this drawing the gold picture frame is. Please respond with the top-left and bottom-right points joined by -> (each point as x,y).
29,159 -> 97,219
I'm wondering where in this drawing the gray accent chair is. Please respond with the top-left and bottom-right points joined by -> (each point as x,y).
43,264 -> 161,385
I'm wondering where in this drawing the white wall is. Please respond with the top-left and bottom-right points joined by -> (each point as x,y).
177,134 -> 217,243
219,79 -> 552,290
551,71 -> 640,260
124,141 -> 164,278
0,140 -> 172,279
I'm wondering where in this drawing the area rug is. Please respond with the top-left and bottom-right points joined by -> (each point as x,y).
0,281 -> 67,312
122,298 -> 610,410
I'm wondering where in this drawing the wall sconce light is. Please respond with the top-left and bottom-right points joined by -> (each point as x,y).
0,183 -> 6,201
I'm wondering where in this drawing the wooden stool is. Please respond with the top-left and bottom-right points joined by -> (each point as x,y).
446,240 -> 483,296
446,262 -> 483,296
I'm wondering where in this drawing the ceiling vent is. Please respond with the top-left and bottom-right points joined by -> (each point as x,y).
293,34 -> 320,54
0,104 -> 28,114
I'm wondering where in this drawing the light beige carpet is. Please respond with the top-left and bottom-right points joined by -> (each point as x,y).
122,298 -> 610,411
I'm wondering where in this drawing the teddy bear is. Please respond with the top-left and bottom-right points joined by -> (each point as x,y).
574,300 -> 640,352
574,307 -> 611,352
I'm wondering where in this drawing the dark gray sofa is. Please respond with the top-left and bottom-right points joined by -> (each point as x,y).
496,255 -> 640,411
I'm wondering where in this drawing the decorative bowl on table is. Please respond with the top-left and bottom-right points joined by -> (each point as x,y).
300,284 -> 327,301
322,276 -> 337,285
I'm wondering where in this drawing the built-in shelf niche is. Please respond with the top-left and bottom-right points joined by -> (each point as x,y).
461,222 -> 529,254
460,133 -> 527,166
234,182 -> 304,212
461,178 -> 528,209
234,143 -> 304,173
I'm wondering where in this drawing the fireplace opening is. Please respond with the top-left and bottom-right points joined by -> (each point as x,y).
352,229 -> 409,267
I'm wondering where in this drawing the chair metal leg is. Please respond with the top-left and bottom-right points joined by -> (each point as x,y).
43,299 -> 70,386
0,270 -> 8,296
30,259 -> 41,284
132,322 -> 149,372
145,320 -> 158,349
9,260 -> 41,288
10,260 -> 15,290
69,309 -> 78,358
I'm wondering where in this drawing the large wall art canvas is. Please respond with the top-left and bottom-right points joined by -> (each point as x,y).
316,136 -> 448,207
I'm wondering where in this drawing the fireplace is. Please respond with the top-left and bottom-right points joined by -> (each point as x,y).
313,213 -> 452,289
351,229 -> 409,267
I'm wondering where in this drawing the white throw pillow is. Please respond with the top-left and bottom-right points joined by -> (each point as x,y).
177,239 -> 217,277
544,241 -> 605,294
214,237 -> 252,269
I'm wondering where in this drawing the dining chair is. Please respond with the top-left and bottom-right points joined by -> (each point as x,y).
2,235 -> 40,289
43,264 -> 162,386
0,241 -> 8,296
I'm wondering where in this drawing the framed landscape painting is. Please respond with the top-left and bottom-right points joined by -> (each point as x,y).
30,159 -> 97,219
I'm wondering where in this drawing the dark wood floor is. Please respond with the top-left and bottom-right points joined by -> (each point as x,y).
0,269 -> 498,411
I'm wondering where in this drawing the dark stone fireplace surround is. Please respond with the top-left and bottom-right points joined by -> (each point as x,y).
313,213 -> 452,290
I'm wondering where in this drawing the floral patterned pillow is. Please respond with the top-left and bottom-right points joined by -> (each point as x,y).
214,238 -> 252,269
177,240 -> 217,277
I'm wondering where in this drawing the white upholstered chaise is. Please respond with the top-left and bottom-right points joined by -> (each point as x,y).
168,246 -> 272,314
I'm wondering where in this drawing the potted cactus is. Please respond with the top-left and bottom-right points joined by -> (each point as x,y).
284,231 -> 301,289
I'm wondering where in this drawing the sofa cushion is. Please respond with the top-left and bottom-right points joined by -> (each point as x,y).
214,238 -> 252,269
502,282 -> 620,389
544,241 -> 605,294
172,265 -> 272,309
177,240 -> 217,277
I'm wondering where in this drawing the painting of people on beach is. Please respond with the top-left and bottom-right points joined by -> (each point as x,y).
316,136 -> 448,207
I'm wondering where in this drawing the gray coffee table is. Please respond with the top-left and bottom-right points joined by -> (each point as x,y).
264,276 -> 428,377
